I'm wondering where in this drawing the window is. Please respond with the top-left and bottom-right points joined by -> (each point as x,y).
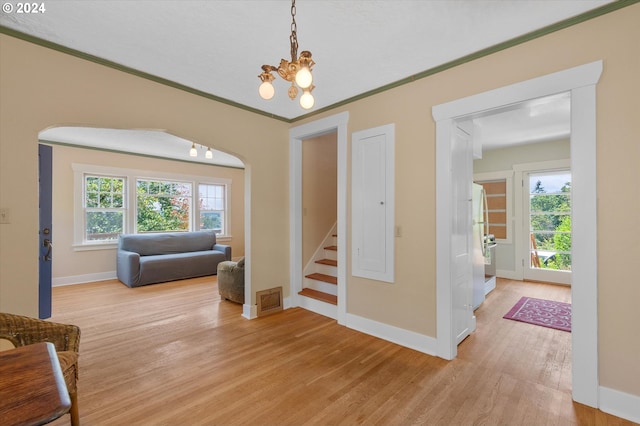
528,171 -> 572,271
83,175 -> 126,241
199,183 -> 225,234
136,179 -> 192,233
73,164 -> 232,249
476,179 -> 508,240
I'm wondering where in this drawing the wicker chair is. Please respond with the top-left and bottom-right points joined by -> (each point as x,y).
0,312 -> 81,426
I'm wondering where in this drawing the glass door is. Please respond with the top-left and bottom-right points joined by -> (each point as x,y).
524,170 -> 572,284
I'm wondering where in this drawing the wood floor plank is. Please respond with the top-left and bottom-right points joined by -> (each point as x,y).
42,277 -> 635,425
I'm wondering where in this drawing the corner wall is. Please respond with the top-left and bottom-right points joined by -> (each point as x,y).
294,4 -> 640,399
0,34 -> 289,314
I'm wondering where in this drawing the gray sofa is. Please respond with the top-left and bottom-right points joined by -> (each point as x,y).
116,231 -> 231,288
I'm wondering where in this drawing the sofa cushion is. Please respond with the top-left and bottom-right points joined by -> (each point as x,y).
137,250 -> 227,286
119,231 -> 216,256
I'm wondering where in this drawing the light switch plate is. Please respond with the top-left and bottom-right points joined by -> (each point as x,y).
0,208 -> 10,224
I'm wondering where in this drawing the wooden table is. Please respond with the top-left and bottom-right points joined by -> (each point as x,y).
0,342 -> 71,426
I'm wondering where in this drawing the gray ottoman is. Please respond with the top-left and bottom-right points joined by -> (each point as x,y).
217,257 -> 245,304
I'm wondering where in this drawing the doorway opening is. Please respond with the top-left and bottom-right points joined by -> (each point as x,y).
37,127 -> 250,316
524,169 -> 572,284
289,112 -> 349,324
433,61 -> 602,407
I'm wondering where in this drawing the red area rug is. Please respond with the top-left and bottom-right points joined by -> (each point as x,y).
503,297 -> 571,332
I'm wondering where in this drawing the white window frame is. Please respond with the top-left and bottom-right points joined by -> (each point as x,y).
73,163 -> 231,251
197,182 -> 227,235
82,173 -> 127,243
512,159 -> 570,281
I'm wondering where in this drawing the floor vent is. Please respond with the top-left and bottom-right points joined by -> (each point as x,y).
256,286 -> 283,317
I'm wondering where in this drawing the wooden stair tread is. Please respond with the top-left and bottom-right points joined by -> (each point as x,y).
299,288 -> 337,305
324,245 -> 338,251
315,259 -> 337,267
305,273 -> 337,285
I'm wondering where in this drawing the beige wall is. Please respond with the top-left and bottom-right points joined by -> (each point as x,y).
49,144 -> 245,281
473,139 -> 571,174
302,133 -> 337,265
294,5 -> 640,395
1,3 -> 638,398
0,34 -> 289,313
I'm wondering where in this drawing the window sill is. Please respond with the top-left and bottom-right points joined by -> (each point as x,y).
73,234 -> 231,251
73,242 -> 118,251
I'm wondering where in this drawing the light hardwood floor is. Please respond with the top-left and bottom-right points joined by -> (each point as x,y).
45,277 -> 634,426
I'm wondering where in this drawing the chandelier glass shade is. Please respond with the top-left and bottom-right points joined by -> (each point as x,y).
258,0 -> 315,110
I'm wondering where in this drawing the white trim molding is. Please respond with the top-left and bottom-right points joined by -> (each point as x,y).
600,387 -> 640,424
432,60 -> 603,407
345,314 -> 438,356
52,271 -> 117,287
289,112 -> 349,325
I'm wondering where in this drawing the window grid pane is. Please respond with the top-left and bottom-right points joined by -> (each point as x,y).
84,175 -> 126,241
529,171 -> 572,271
199,184 -> 225,234
136,179 -> 192,233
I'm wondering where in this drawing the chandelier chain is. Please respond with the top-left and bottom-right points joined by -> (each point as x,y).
290,0 -> 298,61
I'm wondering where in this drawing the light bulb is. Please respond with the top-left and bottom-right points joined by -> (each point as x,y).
189,143 -> 197,157
300,91 -> 315,110
259,81 -> 275,100
295,67 -> 313,89
205,148 -> 213,159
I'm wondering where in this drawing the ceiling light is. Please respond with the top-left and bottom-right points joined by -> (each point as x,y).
189,142 -> 198,157
205,148 -> 213,159
258,0 -> 315,110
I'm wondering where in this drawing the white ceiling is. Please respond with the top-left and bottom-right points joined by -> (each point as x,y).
39,127 -> 246,168
2,1 -> 608,163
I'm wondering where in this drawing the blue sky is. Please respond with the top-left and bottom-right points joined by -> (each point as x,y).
529,171 -> 571,193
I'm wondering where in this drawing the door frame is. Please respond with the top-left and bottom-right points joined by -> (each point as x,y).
289,112 -> 349,324
515,160 -> 572,284
433,60 -> 602,408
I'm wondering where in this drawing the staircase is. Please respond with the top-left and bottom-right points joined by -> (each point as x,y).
299,227 -> 338,311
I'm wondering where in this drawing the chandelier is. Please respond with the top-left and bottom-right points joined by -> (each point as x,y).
258,0 -> 315,110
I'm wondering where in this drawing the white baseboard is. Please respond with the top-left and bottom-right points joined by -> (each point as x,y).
496,269 -> 520,280
345,313 -> 437,356
52,271 -> 117,287
599,386 -> 640,424
298,296 -> 338,320
242,303 -> 257,320
283,295 -> 292,310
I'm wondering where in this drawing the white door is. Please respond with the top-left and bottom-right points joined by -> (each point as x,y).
524,169 -> 572,285
451,126 -> 474,344
351,124 -> 395,283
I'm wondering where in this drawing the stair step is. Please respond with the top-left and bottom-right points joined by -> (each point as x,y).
305,273 -> 337,285
299,288 -> 337,305
315,259 -> 337,267
324,245 -> 338,251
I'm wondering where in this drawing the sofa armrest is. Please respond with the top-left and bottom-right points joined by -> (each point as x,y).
117,249 -> 141,287
214,244 -> 232,261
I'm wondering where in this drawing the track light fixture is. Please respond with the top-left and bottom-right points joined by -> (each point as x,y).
258,0 -> 315,110
188,143 -> 214,160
